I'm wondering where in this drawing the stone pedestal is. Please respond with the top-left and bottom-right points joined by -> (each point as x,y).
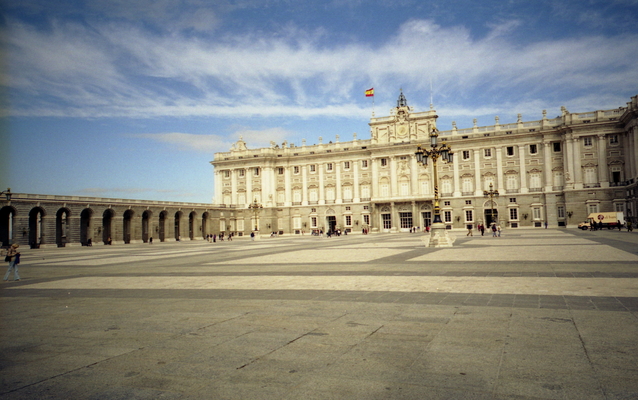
422,223 -> 456,248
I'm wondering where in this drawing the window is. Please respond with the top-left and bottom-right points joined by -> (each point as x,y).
509,208 -> 519,220
400,178 -> 410,196
530,173 -> 542,189
506,146 -> 515,156
311,217 -> 317,228
420,180 -> 430,195
588,203 -> 599,214
399,212 -> 413,229
293,189 -> 301,203
345,215 -> 352,226
380,183 -> 389,197
462,150 -> 470,160
444,211 -> 452,223
363,214 -> 370,225
584,167 -> 597,185
363,205 -> 369,210
224,170 -> 230,178
344,161 -> 350,170
326,163 -> 333,171
361,185 -> 370,199
465,200 -> 472,205
239,169 -> 245,177
444,201 -> 451,206
557,206 -> 565,219
343,185 -> 352,200
382,214 -> 392,229
532,207 -> 541,220
462,177 -> 473,193
310,165 -> 316,172
361,160 -> 368,168
380,158 -> 388,167
553,142 -> 561,152
293,166 -> 300,174
254,167 -> 260,176
277,167 -> 284,175
326,187 -> 335,200
484,148 -> 492,158
465,210 -> 473,222
309,189 -> 318,202
506,175 -> 518,190
311,208 -> 317,213
509,198 -> 517,203
609,135 -> 619,145
615,203 -> 625,212
441,179 -> 452,194
553,171 -> 564,187
583,137 -> 592,147
345,206 -> 351,211
529,144 -> 538,154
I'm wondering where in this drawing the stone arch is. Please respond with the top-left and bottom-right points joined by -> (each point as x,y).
0,206 -> 17,247
188,211 -> 197,240
80,208 -> 93,246
159,210 -> 168,242
103,208 -> 115,244
142,210 -> 153,243
123,209 -> 134,244
29,206 -> 46,248
56,207 -> 71,247
202,212 -> 210,238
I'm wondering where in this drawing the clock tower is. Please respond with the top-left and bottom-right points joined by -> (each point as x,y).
369,89 -> 439,144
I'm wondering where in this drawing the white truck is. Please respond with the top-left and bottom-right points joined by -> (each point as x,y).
578,212 -> 624,230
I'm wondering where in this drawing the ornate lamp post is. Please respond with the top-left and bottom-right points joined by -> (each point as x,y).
1,188 -> 12,201
483,183 -> 499,226
415,129 -> 455,247
248,198 -> 263,231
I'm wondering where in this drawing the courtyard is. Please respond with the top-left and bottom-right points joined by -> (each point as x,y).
1,228 -> 638,399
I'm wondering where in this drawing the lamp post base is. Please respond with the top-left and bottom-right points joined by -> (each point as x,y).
422,223 -> 456,248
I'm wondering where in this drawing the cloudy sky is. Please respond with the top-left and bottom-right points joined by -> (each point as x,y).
2,0 -> 637,203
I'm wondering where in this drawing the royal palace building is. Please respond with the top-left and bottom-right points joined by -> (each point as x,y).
211,92 -> 638,234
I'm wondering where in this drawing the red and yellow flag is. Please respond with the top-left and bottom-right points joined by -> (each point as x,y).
365,88 -> 374,97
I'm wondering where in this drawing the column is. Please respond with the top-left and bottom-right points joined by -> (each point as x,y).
284,167 -> 292,206
496,147 -> 504,191
473,149 -> 482,196
245,168 -> 253,202
518,145 -> 528,193
453,157 -> 461,197
302,165 -> 308,205
543,141 -> 553,192
564,135 -> 575,189
319,163 -> 325,204
353,160 -> 360,202
262,166 -> 274,207
230,169 -> 238,205
336,161 -> 342,204
390,156 -> 398,197
572,137 -> 583,189
371,158 -> 379,198
598,134 -> 609,187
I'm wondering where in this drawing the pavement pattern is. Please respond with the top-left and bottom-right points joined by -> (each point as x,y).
1,228 -> 637,399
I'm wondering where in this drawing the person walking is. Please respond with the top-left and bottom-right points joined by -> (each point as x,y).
3,244 -> 21,281
497,225 -> 501,237
466,224 -> 473,236
491,224 -> 497,237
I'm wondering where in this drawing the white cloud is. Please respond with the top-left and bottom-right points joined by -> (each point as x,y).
3,17 -> 637,119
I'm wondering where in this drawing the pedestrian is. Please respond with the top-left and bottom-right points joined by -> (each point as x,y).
213,234 -> 217,243
466,224 -> 473,236
617,220 -> 622,231
149,237 -> 153,244
480,224 -> 485,236
627,221 -> 633,232
544,221 -> 548,229
497,225 -> 501,237
250,231 -> 255,241
491,224 -> 497,237
3,244 -> 21,282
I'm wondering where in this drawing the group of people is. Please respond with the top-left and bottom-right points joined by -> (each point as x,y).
204,233 -> 234,242
466,223 -> 500,237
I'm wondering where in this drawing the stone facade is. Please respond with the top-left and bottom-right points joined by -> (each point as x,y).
0,194 -> 236,248
212,92 -> 638,234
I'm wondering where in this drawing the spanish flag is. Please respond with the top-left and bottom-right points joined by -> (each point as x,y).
365,88 -> 374,97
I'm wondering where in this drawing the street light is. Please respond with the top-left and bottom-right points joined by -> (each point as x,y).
415,129 -> 453,225
1,188 -> 12,201
248,198 -> 263,231
415,129 -> 455,247
483,183 -> 499,226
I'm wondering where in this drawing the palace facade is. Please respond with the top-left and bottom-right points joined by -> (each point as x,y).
211,92 -> 638,234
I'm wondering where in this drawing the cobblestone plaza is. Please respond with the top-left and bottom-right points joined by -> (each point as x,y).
1,228 -> 637,399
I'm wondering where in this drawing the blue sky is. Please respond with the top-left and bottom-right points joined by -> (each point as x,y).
2,0 -> 637,203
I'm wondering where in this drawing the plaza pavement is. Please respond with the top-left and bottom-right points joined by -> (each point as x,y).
1,228 -> 638,399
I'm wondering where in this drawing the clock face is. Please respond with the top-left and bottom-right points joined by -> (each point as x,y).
397,124 -> 408,138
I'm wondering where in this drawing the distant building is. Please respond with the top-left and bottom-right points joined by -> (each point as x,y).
212,92 -> 638,234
